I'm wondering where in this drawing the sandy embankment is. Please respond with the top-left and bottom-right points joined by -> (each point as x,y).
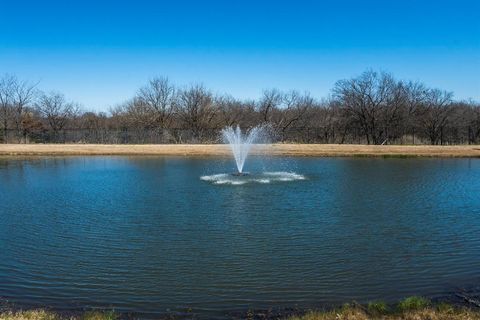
0,144 -> 479,157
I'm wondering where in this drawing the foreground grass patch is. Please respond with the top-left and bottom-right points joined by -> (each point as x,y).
289,299 -> 480,320
289,307 -> 480,320
397,296 -> 430,311
1,299 -> 480,320
0,310 -> 117,320
0,310 -> 58,320
80,311 -> 117,320
367,301 -> 389,315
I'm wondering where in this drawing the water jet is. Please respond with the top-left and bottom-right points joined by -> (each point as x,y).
221,125 -> 267,174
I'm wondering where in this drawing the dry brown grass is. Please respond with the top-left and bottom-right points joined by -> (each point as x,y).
1,305 -> 480,320
0,144 -> 479,157
0,310 -> 58,320
0,310 -> 116,320
289,307 -> 480,320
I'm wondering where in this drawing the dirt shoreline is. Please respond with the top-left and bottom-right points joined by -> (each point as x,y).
1,144 -> 480,158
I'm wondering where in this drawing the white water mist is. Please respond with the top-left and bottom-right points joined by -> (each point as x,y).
221,125 -> 266,173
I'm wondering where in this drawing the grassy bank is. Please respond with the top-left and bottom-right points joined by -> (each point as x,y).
289,306 -> 480,320
1,297 -> 480,320
0,144 -> 480,157
0,310 -> 117,320
289,297 -> 480,320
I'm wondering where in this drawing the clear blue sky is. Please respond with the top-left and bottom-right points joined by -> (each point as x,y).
1,0 -> 479,111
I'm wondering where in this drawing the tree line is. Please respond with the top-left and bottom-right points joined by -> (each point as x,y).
1,70 -> 479,144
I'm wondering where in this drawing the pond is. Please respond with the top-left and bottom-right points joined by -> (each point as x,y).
0,156 -> 479,318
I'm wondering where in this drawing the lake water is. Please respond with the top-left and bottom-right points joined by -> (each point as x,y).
0,156 -> 479,318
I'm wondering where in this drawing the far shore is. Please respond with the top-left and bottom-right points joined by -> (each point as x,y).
1,143 -> 480,158
0,144 -> 480,158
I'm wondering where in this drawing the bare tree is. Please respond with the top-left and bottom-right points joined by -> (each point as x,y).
80,111 -> 108,130
276,91 -> 312,140
215,94 -> 251,127
416,89 -> 453,144
177,85 -> 216,141
0,74 -> 39,142
12,77 -> 38,132
20,109 -> 43,143
469,102 -> 480,143
297,98 -> 339,143
119,99 -> 157,129
136,77 -> 176,129
333,70 -> 405,144
0,74 -> 15,142
403,81 -> 427,121
0,70 -> 477,145
36,92 -> 80,141
258,89 -> 282,123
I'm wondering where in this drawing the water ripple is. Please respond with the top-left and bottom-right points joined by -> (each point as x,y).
1,157 -> 479,319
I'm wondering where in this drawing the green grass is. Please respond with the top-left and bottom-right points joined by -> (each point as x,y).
397,296 -> 430,311
436,301 -> 456,314
80,311 -> 117,320
367,301 -> 388,315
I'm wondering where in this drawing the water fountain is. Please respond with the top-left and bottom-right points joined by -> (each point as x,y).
221,125 -> 266,175
200,124 -> 306,185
